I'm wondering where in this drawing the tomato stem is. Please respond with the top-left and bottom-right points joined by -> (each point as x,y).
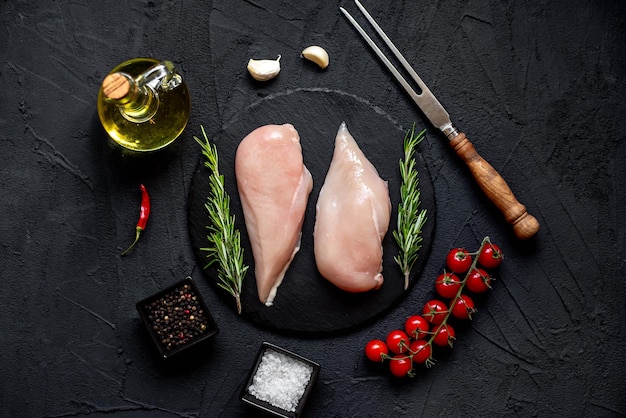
423,237 -> 493,348
368,236 -> 499,379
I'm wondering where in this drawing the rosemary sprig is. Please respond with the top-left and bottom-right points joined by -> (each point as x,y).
194,126 -> 248,314
393,124 -> 428,290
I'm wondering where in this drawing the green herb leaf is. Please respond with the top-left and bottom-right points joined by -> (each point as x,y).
393,124 -> 428,290
195,126 -> 248,314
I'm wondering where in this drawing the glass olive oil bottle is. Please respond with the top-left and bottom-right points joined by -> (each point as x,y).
97,58 -> 190,152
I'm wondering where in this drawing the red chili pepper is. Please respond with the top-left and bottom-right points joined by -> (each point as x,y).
121,184 -> 151,256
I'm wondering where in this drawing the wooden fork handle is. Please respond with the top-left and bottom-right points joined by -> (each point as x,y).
449,132 -> 540,240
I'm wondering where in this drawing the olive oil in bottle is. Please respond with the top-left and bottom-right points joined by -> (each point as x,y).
97,58 -> 191,152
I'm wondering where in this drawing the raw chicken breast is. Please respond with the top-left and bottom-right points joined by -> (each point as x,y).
235,124 -> 313,306
314,122 -> 391,292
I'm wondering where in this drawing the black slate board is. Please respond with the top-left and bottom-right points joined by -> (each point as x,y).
188,88 -> 436,337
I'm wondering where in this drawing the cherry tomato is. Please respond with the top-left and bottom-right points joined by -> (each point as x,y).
422,300 -> 448,325
364,339 -> 388,362
465,268 -> 492,293
450,294 -> 476,320
432,324 -> 456,347
435,271 -> 463,299
446,248 -> 473,273
404,315 -> 430,340
389,355 -> 413,377
409,340 -> 432,364
386,329 -> 410,354
478,242 -> 503,269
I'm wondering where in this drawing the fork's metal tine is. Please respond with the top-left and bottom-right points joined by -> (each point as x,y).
339,7 -> 421,104
352,0 -> 428,94
341,1 -> 453,133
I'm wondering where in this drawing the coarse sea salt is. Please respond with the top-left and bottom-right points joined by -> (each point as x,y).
248,349 -> 313,412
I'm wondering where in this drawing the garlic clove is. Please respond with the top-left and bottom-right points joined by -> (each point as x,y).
301,46 -> 329,69
247,55 -> 281,81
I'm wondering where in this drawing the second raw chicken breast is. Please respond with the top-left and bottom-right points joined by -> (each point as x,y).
235,124 -> 313,306
314,122 -> 392,292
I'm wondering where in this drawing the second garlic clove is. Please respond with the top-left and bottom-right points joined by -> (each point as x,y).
247,55 -> 281,81
301,46 -> 329,69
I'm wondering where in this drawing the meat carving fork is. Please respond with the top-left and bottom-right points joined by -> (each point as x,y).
341,0 -> 539,240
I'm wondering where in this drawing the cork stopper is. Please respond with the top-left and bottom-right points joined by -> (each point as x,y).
102,72 -> 132,100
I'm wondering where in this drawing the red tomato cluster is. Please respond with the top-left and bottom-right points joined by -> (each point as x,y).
364,237 -> 504,378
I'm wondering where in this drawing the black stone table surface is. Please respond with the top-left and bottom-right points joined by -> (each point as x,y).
1,1 -> 625,417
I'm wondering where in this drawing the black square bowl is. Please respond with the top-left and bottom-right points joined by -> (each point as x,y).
136,276 -> 219,359
242,342 -> 321,418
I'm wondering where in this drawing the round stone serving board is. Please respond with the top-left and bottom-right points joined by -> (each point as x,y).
187,88 -> 436,337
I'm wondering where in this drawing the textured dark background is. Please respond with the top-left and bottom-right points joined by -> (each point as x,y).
1,1 -> 625,417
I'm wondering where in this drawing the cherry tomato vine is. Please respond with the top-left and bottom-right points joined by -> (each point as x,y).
363,236 -> 504,378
